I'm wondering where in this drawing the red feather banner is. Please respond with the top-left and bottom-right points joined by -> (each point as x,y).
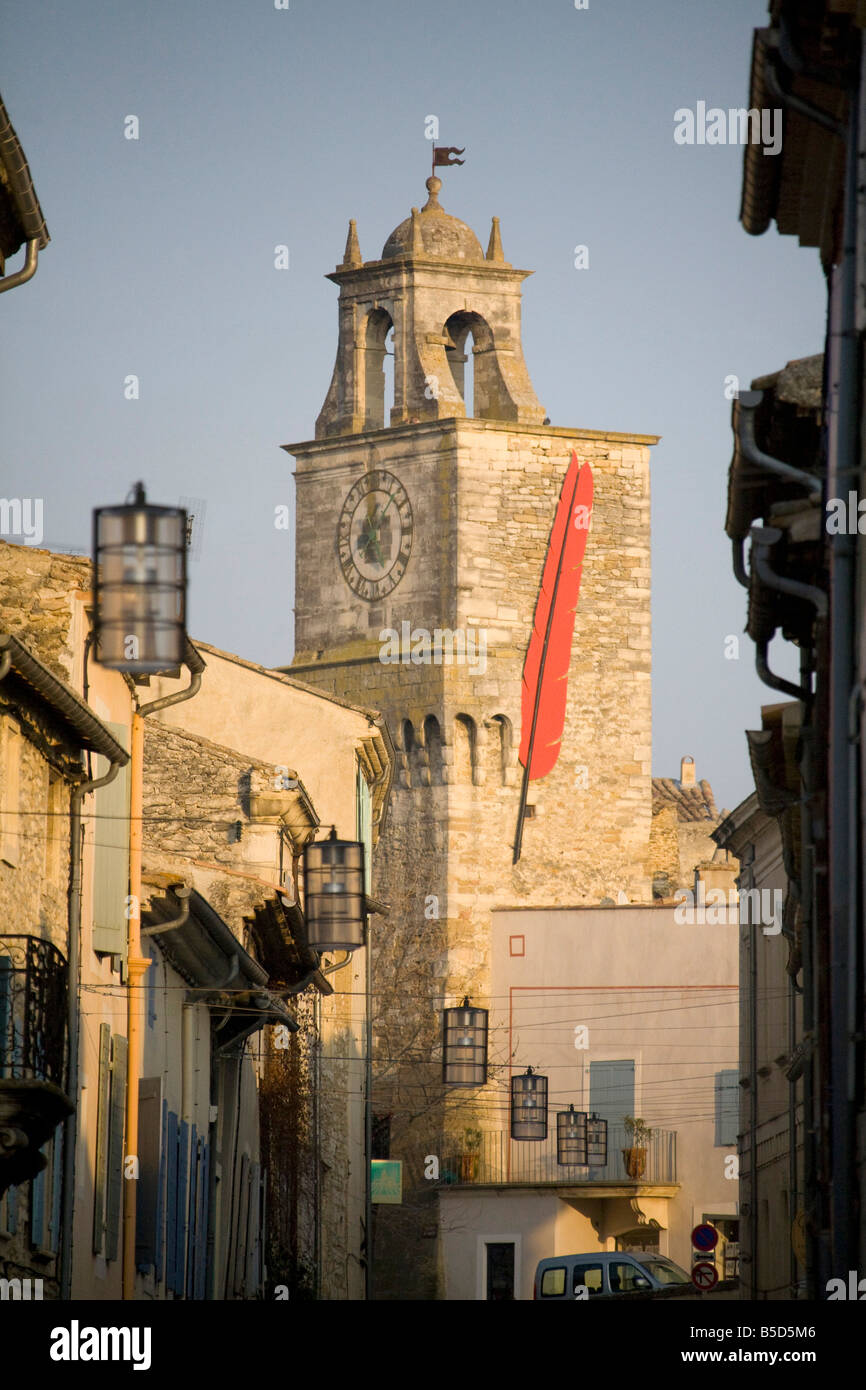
513,451 -> 594,861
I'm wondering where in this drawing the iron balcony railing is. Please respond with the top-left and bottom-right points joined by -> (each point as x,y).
0,935 -> 68,1087
439,1124 -> 677,1187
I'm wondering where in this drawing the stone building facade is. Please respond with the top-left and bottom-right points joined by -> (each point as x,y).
282,178 -> 667,1296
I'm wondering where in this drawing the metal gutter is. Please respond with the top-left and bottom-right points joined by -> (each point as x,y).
0,633 -> 129,764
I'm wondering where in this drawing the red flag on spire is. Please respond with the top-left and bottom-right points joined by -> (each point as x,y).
433,146 -> 465,166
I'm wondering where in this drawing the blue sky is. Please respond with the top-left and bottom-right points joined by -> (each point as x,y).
1,0 -> 825,811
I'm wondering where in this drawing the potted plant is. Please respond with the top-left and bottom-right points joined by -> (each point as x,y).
460,1127 -> 483,1182
622,1116 -> 653,1179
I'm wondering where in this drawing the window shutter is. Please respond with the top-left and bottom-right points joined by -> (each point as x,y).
0,717 -> 21,867
0,954 -> 11,1077
589,1059 -> 636,1123
356,763 -> 372,892
49,1127 -> 63,1255
93,1022 -> 111,1253
105,1032 -> 128,1261
245,1161 -> 261,1297
30,1166 -> 46,1249
136,1078 -> 161,1273
185,1124 -> 198,1299
193,1138 -> 209,1301
91,723 -> 131,959
715,1069 -> 739,1147
232,1152 -> 250,1297
155,1099 -> 167,1285
165,1110 -> 178,1292
176,1119 -> 189,1295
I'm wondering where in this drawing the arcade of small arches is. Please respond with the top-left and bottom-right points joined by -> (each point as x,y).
394,712 -> 518,789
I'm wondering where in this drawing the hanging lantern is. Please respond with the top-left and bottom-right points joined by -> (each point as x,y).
302,828 -> 366,952
586,1112 -> 608,1166
510,1066 -> 548,1141
93,482 -> 187,673
442,996 -> 488,1086
556,1105 -> 588,1166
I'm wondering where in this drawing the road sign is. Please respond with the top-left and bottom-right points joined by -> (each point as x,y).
691,1222 -> 719,1252
691,1261 -> 719,1291
370,1160 -> 402,1204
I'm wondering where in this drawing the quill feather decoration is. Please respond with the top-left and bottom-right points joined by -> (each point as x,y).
513,451 -> 594,862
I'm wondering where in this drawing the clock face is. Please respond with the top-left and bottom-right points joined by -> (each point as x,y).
337,469 -> 413,600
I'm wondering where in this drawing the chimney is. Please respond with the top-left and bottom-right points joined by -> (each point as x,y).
680,755 -> 696,787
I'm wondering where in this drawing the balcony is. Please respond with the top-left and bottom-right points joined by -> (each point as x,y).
0,935 -> 73,1196
439,1125 -> 677,1190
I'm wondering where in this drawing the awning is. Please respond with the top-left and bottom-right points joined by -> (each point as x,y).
141,879 -> 299,1047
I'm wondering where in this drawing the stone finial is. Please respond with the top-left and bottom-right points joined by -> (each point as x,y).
410,206 -> 423,256
680,755 -> 696,787
486,215 -> 505,263
422,176 -> 442,211
339,218 -> 362,269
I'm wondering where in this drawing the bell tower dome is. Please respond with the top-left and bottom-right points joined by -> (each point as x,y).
315,176 -> 546,437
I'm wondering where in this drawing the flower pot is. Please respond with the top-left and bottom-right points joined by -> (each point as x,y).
622,1146 -> 647,1179
460,1152 -> 479,1182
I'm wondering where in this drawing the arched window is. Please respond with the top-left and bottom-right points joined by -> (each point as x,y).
453,714 -> 476,782
488,714 -> 513,785
424,715 -> 444,785
400,718 -> 415,755
363,308 -> 394,430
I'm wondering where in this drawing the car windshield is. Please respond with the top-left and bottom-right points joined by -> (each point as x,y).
634,1257 -> 692,1285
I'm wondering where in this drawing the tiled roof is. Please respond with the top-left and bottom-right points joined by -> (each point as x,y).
652,777 -> 718,822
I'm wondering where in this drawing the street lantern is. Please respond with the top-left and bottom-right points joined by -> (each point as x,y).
442,996 -> 488,1086
93,483 -> 187,673
302,828 -> 366,952
510,1066 -> 548,1141
556,1104 -> 587,1165
587,1112 -> 608,1167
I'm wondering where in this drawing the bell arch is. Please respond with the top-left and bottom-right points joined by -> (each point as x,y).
443,310 -> 509,420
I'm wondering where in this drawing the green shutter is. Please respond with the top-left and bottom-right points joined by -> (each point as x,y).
105,1032 -> 128,1261
91,723 -> 131,960
356,763 -> 372,893
93,1022 -> 111,1253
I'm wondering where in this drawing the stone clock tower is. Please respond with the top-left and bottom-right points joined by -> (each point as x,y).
282,175 -> 658,1297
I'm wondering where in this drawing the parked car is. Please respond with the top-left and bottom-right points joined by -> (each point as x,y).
533,1251 -> 695,1300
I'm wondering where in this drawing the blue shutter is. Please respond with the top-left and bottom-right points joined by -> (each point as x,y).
165,1110 -> 178,1292
30,1168 -> 46,1248
194,1140 -> 209,1301
6,1183 -> 17,1235
715,1069 -> 739,1146
0,955 -> 11,1077
49,1128 -> 63,1255
176,1120 -> 189,1295
186,1125 -> 198,1299
155,1099 -> 167,1285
